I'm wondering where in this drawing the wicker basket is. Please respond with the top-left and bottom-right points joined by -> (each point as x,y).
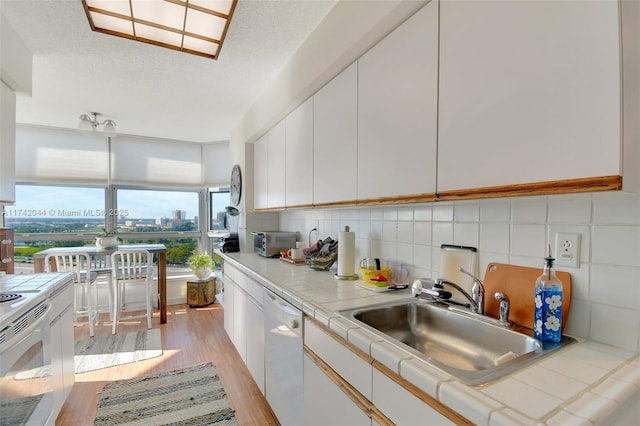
305,251 -> 338,271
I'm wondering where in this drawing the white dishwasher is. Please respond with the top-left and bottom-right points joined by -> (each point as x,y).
263,287 -> 303,425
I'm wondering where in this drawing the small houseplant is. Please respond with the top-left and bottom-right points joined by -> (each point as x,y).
95,229 -> 119,249
188,251 -> 213,280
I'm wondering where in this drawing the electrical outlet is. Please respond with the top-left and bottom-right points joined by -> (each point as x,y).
555,232 -> 581,268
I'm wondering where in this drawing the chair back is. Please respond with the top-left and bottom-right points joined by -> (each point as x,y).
44,252 -> 92,283
111,250 -> 153,281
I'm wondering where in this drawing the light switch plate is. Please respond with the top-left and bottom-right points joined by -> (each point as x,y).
555,232 -> 581,268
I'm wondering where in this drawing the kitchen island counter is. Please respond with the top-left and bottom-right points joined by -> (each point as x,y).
0,272 -> 74,325
219,251 -> 640,425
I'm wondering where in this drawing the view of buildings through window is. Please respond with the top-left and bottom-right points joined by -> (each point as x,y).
4,185 -> 204,274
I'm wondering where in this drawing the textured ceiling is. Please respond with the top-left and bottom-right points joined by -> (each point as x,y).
1,0 -> 336,142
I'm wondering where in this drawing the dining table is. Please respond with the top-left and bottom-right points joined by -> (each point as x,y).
33,244 -> 168,324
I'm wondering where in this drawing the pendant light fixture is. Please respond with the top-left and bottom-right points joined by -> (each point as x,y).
78,112 -> 118,137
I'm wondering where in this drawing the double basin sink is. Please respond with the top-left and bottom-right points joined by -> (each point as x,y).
339,298 -> 575,386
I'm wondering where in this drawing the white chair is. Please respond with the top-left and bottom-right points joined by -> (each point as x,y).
45,252 -> 97,337
90,255 -> 114,321
110,249 -> 154,335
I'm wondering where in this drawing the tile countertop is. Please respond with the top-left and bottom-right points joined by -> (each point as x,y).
0,272 -> 75,325
219,251 -> 640,425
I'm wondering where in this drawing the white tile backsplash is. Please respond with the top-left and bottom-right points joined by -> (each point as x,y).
278,191 -> 640,350
592,226 -> 640,267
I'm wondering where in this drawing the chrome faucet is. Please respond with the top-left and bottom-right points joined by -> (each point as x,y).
434,278 -> 480,312
412,278 -> 478,311
458,267 -> 485,315
494,292 -> 511,327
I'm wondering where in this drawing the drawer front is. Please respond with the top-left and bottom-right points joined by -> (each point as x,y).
304,317 -> 372,400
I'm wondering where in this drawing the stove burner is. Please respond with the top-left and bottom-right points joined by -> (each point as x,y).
0,293 -> 23,303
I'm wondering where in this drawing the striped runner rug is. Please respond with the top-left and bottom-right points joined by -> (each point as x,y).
94,363 -> 237,425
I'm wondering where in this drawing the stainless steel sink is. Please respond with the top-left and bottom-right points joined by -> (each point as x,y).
339,298 -> 575,385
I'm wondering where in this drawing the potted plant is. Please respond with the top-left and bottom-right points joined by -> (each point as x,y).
188,251 -> 213,280
96,229 -> 119,249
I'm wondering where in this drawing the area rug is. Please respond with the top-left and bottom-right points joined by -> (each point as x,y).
75,328 -> 162,374
94,363 -> 237,426
15,329 -> 162,379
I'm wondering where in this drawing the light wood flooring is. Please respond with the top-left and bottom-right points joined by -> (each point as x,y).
55,303 -> 279,426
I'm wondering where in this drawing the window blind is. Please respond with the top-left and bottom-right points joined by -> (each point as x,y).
111,136 -> 202,186
15,125 -> 109,183
202,142 -> 231,185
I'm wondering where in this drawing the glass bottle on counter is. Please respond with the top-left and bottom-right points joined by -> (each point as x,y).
534,245 -> 563,343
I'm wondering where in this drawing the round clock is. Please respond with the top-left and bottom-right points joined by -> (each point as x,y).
230,164 -> 242,206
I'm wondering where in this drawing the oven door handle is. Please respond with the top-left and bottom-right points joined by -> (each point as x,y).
0,301 -> 52,356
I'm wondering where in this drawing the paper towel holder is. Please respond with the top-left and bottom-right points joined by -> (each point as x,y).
335,225 -> 359,281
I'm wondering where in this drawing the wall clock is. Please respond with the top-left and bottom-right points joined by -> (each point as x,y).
230,164 -> 242,206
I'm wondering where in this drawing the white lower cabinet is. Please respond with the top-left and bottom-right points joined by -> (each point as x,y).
372,368 -> 453,425
232,285 -> 248,362
222,276 -> 235,344
303,352 -> 371,426
245,295 -> 264,394
222,263 -> 264,393
50,282 -> 75,420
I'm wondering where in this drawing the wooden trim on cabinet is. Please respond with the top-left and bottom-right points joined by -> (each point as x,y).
312,199 -> 360,209
304,346 -> 395,426
253,206 -> 286,212
357,193 -> 438,206
437,175 -> 622,201
255,176 -> 622,211
372,360 -> 474,426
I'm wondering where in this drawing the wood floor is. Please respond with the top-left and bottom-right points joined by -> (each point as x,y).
55,303 -> 279,426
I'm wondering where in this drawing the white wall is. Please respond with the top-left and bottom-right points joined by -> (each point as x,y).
279,191 -> 640,353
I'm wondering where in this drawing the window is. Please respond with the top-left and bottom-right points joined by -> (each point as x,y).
208,188 -> 230,232
114,188 -> 200,233
5,184 -> 206,274
4,184 -> 107,234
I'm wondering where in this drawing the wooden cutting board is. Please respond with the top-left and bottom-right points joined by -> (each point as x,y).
482,262 -> 572,331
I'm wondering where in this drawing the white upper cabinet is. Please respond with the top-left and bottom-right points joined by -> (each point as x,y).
285,98 -> 313,207
253,134 -> 268,209
267,120 -> 286,208
313,62 -> 358,205
357,1 -> 438,201
0,81 -> 16,203
437,0 -> 621,192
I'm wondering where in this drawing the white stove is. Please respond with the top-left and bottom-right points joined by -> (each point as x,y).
0,273 -> 73,326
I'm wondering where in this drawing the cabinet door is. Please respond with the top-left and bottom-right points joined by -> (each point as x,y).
313,62 -> 358,205
253,134 -> 268,209
0,81 -> 16,203
233,285 -> 248,361
285,98 -> 313,207
357,2 -> 438,200
246,296 -> 265,394
303,352 -> 371,426
267,120 -> 286,208
438,0 -> 621,192
59,307 -> 75,401
223,277 -> 235,341
372,368 -> 453,425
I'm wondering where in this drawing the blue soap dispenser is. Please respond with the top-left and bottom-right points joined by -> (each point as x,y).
534,245 -> 563,342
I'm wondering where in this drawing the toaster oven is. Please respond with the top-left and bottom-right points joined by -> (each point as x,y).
252,231 -> 297,257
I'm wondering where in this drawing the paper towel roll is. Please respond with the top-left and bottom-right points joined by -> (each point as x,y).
338,226 -> 356,277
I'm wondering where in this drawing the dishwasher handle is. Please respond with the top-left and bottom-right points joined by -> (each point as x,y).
264,288 -> 302,332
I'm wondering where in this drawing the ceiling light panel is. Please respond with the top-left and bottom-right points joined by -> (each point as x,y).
131,0 -> 185,30
82,0 -> 238,60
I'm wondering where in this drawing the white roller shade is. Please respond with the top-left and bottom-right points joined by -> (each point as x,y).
111,136 -> 202,186
16,125 -> 109,183
202,141 -> 231,186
